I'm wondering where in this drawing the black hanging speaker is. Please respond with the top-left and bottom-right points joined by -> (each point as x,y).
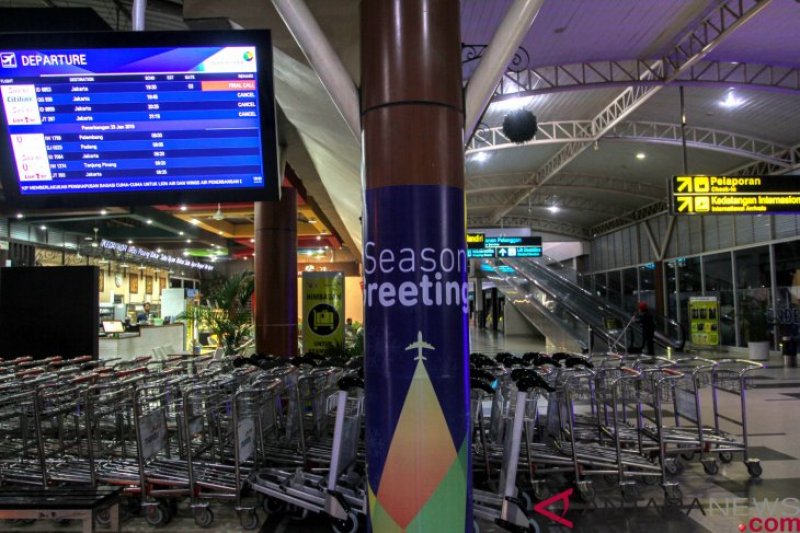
502,110 -> 538,143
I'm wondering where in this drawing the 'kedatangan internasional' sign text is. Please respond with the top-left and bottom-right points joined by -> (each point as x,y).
670,175 -> 800,215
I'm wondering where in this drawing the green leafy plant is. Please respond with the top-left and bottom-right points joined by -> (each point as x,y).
183,271 -> 254,355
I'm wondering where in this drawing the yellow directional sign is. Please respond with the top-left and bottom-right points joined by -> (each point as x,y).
670,175 -> 800,215
676,197 -> 693,212
676,176 -> 693,192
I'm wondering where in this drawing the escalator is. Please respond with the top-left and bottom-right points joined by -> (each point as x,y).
481,256 -> 685,353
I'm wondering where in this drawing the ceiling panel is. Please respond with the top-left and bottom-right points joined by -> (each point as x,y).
462,0 -> 715,78
705,0 -> 800,68
628,85 -> 800,145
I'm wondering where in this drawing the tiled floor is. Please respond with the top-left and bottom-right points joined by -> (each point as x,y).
7,328 -> 800,532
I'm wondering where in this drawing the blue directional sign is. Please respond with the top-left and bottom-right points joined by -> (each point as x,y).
467,248 -> 496,258
496,246 -> 542,258
484,236 -> 542,247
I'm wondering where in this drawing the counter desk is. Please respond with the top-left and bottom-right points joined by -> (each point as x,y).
99,323 -> 186,362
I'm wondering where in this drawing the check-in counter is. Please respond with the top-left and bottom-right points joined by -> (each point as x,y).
99,323 -> 185,361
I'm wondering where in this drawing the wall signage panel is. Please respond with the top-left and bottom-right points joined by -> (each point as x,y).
670,175 -> 800,215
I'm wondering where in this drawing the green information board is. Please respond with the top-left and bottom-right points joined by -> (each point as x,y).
302,271 -> 345,353
689,296 -> 720,346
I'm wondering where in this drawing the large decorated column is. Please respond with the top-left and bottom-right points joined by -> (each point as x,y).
361,1 -> 470,531
254,187 -> 298,358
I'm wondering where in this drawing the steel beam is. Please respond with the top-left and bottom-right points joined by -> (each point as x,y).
272,0 -> 361,141
467,120 -> 791,166
488,0 -> 773,223
463,0 -> 545,139
467,215 -> 589,240
493,59 -> 800,98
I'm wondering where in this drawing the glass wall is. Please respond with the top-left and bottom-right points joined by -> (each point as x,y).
702,252 -> 735,346
638,264 -> 656,310
608,270 -> 622,307
735,246 -> 772,347
677,256 -> 702,335
774,241 -> 800,342
622,268 -> 638,313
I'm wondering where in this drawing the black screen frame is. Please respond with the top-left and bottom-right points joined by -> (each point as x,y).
0,29 -> 280,208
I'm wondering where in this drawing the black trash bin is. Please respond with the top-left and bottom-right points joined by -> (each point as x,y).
782,336 -> 797,367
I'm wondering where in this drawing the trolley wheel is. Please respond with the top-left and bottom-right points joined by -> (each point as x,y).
287,504 -> 310,521
239,510 -> 259,530
747,461 -> 763,478
262,496 -> 287,514
703,461 -> 719,476
193,507 -> 214,528
680,451 -> 696,461
519,488 -> 533,511
531,483 -> 549,501
473,519 -> 480,533
664,459 -> 683,476
664,485 -> 683,507
621,484 -> 639,502
96,508 -> 111,526
331,510 -> 359,533
719,451 -> 734,464
145,502 -> 169,527
576,483 -> 595,503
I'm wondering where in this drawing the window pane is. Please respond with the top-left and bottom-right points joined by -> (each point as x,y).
735,246 -> 772,348
703,252 -> 735,346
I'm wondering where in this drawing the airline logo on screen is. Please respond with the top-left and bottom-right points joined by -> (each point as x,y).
0,52 -> 17,69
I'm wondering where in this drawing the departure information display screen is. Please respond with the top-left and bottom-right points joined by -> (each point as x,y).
0,31 -> 278,207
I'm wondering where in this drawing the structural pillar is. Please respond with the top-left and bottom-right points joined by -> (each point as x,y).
254,186 -> 298,357
361,1 -> 470,531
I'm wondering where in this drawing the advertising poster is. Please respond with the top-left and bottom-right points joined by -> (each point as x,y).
302,271 -> 345,353
689,296 -> 720,346
363,185 -> 470,531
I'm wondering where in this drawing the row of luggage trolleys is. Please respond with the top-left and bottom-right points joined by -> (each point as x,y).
469,350 -> 763,531
0,354 -> 366,531
0,350 -> 763,532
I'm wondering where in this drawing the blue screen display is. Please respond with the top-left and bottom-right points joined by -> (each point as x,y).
0,31 -> 277,206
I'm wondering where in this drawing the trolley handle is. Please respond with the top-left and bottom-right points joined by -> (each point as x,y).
470,377 -> 495,395
620,366 -> 640,377
713,358 -> 764,372
516,373 -> 555,393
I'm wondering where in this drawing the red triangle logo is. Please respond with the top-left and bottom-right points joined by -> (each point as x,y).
533,487 -> 574,528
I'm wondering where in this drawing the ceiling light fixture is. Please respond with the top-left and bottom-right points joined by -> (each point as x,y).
471,152 -> 490,164
719,91 -> 743,108
636,152 -> 646,160
179,205 -> 188,211
146,219 -> 153,225
186,239 -> 192,244
316,235 -> 321,241
156,248 -> 162,253
178,231 -> 184,236
547,205 -> 560,213
100,209 -> 108,216
490,95 -> 533,113
39,225 -> 47,230
189,218 -> 200,225
308,218 -> 318,224
250,238 -> 255,243
15,213 -> 23,219
127,240 -> 133,244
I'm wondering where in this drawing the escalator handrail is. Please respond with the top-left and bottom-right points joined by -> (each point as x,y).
509,258 -> 685,351
486,262 -> 628,351
530,254 -> 686,350
483,266 -> 589,351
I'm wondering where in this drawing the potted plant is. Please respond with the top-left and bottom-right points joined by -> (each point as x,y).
744,302 -> 770,361
183,271 -> 254,356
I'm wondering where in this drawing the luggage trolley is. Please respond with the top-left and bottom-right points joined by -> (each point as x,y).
472,370 -> 547,533
250,374 -> 366,532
